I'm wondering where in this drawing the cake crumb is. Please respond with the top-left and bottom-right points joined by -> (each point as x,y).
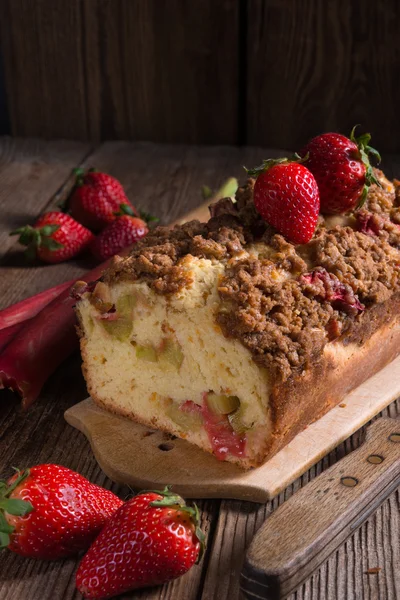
365,567 -> 381,575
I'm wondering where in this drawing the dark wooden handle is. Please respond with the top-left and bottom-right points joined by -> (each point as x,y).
240,418 -> 400,600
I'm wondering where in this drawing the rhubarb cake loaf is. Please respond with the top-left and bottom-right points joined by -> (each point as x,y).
75,170 -> 400,468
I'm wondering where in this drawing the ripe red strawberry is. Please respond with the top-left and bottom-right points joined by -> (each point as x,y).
68,168 -> 138,231
300,127 -> 381,214
76,487 -> 204,599
90,207 -> 149,261
10,211 -> 94,263
0,464 -> 123,559
249,158 -> 320,244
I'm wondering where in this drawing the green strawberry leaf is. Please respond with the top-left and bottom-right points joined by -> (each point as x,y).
1,468 -> 30,497
40,224 -> 60,236
349,125 -> 382,207
72,167 -> 86,187
40,238 -> 63,251
0,499 -> 34,517
117,203 -> 136,217
0,513 -> 14,535
0,531 -> 10,549
9,225 -> 36,246
139,210 -> 159,224
193,502 -> 206,562
148,486 -> 185,509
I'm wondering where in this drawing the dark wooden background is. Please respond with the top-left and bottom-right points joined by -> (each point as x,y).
1,0 -> 399,150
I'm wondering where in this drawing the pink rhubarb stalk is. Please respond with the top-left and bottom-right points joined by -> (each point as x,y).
0,321 -> 31,354
0,279 -> 74,330
0,257 -> 122,408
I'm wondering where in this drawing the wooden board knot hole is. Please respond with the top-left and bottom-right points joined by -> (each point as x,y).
341,476 -> 359,487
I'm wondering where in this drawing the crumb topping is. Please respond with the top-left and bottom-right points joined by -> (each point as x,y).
100,170 -> 400,382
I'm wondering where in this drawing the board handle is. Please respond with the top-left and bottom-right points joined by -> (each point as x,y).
240,417 -> 400,600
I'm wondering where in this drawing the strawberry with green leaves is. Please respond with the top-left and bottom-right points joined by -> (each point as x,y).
76,486 -> 204,599
0,464 -> 123,559
248,157 -> 320,244
11,211 -> 94,263
90,205 -> 150,261
68,168 -> 138,231
300,127 -> 381,214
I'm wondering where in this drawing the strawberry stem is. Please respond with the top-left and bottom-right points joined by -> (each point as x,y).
10,224 -> 63,261
0,468 -> 34,549
246,153 -> 308,178
146,485 -> 186,508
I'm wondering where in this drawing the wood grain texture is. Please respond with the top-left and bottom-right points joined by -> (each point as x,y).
84,0 -> 239,143
246,0 -> 400,151
1,0 -> 239,143
0,138 -> 399,599
201,400 -> 400,600
3,0 -> 400,150
0,138 -> 92,305
0,0 -> 88,140
242,418 -> 400,598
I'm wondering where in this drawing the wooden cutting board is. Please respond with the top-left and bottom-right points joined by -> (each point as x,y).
65,354 -> 400,503
65,191 -> 400,502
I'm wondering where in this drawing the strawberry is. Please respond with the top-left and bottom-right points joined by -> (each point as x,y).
10,211 -> 94,264
90,206 -> 149,261
68,168 -> 138,231
0,464 -> 123,559
300,127 -> 381,214
76,486 -> 204,599
248,157 -> 320,244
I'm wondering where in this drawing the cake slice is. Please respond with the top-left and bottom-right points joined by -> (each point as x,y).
75,170 -> 400,468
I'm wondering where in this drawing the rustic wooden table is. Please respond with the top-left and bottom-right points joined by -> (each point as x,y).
0,138 -> 399,600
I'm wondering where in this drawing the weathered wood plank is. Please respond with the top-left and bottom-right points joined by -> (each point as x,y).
0,138 -> 92,305
84,0 -> 239,144
200,400 -> 400,600
2,0 -> 239,144
246,0 -> 400,152
0,0 -> 88,140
